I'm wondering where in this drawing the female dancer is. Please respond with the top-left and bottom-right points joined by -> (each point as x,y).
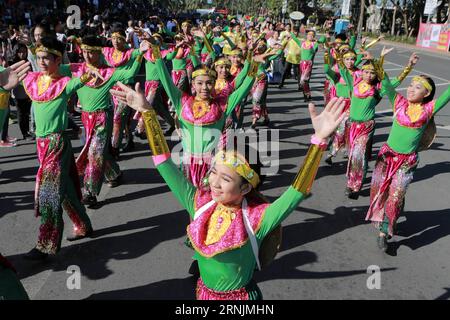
366,69 -> 450,251
103,23 -> 142,158
110,81 -> 347,300
340,50 -> 418,199
150,40 -> 266,187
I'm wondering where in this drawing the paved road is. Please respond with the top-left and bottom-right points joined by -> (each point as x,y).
1,43 -> 449,300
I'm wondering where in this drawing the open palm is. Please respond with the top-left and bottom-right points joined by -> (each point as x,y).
110,82 -> 150,113
308,97 -> 347,140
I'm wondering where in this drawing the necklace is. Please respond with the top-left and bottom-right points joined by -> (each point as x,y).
204,204 -> 237,245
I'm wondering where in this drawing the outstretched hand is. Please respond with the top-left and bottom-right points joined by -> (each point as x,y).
308,97 -> 347,140
110,82 -> 150,113
380,46 -> 394,57
0,60 -> 31,90
408,52 -> 419,66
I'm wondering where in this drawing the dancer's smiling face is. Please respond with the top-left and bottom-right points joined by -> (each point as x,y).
36,51 -> 61,74
215,64 -> 229,79
344,56 -> 356,69
208,164 -> 251,206
82,49 -> 101,66
111,35 -> 126,51
193,75 -> 214,100
407,79 -> 431,103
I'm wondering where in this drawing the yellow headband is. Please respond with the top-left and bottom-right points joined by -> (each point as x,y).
343,51 -> 356,58
35,46 -> 62,57
335,39 -> 344,43
192,68 -> 217,79
307,31 -> 315,36
362,63 -> 375,71
214,58 -> 231,67
338,44 -> 350,52
81,44 -> 103,52
111,32 -> 126,40
229,49 -> 243,56
182,21 -> 191,27
214,151 -> 260,189
412,76 -> 432,92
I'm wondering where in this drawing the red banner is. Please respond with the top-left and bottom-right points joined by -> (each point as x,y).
416,23 -> 450,52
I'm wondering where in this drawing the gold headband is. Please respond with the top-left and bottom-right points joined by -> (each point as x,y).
343,51 -> 356,58
81,44 -> 103,52
35,46 -> 62,57
362,63 -> 375,71
192,68 -> 217,79
412,76 -> 432,92
182,21 -> 191,27
111,32 -> 126,40
229,49 -> 243,56
335,39 -> 344,43
307,31 -> 315,36
214,151 -> 260,189
214,58 -> 231,67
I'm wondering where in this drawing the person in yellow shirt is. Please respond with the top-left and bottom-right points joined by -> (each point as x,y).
278,26 -> 301,90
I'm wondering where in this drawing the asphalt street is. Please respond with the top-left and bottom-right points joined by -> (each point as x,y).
1,42 -> 449,300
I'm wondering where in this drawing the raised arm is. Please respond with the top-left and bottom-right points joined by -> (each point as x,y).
256,98 -> 347,239
152,45 -> 182,115
433,85 -> 450,115
110,82 -> 196,217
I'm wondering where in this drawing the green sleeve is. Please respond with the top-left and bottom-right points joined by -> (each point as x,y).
65,77 -> 84,95
222,33 -> 236,49
313,41 -> 319,52
317,35 -> 326,44
165,50 -> 177,61
114,54 -> 143,82
433,85 -> 450,114
355,53 -> 364,67
338,65 -> 353,91
131,49 -> 141,59
194,37 -> 203,55
189,51 -> 201,68
233,60 -> 250,89
379,77 -> 402,98
59,64 -> 73,77
324,63 -> 338,84
349,34 -> 356,50
225,75 -> 255,117
290,32 -> 302,47
380,73 -> 398,106
155,58 -> 182,115
268,49 -> 284,61
256,186 -> 305,240
156,159 -> 197,218
163,26 -> 176,37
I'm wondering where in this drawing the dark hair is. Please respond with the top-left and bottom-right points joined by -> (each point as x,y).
39,36 -> 65,58
293,25 -> 299,33
418,75 -> 436,103
336,32 -> 347,42
81,34 -> 104,47
12,43 -> 28,61
33,22 -> 55,39
111,22 -> 126,37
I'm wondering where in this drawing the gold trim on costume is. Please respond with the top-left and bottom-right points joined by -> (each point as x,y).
142,109 -> 170,155
292,144 -> 323,194
396,65 -> 412,82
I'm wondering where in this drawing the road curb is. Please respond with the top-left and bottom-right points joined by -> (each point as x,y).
376,39 -> 450,58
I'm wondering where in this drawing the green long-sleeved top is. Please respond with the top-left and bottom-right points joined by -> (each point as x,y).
26,77 -> 85,137
381,75 -> 450,154
339,66 -> 402,121
156,156 -> 305,291
59,57 -> 142,112
155,57 -> 255,155
290,33 -> 326,61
